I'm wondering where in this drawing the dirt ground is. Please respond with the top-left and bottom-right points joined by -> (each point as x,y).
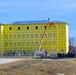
0,58 -> 76,75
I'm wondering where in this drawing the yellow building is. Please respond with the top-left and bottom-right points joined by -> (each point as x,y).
0,21 -> 69,56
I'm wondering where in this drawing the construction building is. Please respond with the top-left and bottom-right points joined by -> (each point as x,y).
0,20 -> 69,55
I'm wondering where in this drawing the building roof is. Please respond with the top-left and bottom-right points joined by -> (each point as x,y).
13,20 -> 68,24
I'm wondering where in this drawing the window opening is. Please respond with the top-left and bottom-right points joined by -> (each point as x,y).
36,26 -> 38,29
18,27 -> 20,30
44,26 -> 46,29
9,27 -> 12,30
27,26 -> 29,30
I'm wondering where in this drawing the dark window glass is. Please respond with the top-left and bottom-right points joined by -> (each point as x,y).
9,27 -> 12,30
18,27 -> 20,30
44,26 -> 46,29
27,26 -> 29,30
36,26 -> 38,29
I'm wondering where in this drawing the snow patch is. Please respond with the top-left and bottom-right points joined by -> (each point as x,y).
0,58 -> 22,64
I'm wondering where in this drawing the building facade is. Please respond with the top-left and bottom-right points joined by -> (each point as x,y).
0,21 -> 69,55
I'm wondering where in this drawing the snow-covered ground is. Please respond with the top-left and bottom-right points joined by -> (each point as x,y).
0,58 -> 22,64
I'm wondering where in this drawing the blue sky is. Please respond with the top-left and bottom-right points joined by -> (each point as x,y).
0,0 -> 76,37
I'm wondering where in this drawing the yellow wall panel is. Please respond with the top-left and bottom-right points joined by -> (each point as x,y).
0,22 -> 69,54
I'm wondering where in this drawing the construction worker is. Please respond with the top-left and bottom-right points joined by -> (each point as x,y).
45,51 -> 47,58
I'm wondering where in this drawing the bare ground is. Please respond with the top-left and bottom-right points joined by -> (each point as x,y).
0,58 -> 76,75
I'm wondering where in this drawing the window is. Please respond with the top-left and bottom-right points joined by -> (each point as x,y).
45,34 -> 47,38
18,27 -> 20,30
50,41 -> 52,45
44,26 -> 46,29
9,35 -> 12,38
14,35 -> 16,38
35,42 -> 39,46
17,34 -> 21,38
14,42 -> 16,46
9,42 -> 12,46
31,42 -> 34,45
35,34 -> 39,38
27,42 -> 29,46
9,27 -> 12,30
27,34 -> 29,38
22,34 -> 26,38
48,34 -> 52,37
5,35 -> 8,38
27,26 -> 29,30
22,42 -> 25,46
4,42 -> 8,46
30,34 -> 34,38
36,26 -> 38,29
18,42 -> 21,46
53,41 -> 57,45
53,33 -> 57,37
40,34 -> 42,37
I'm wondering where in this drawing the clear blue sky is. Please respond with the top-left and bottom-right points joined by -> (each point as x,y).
0,0 -> 76,37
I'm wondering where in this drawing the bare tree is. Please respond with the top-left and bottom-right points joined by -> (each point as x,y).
69,37 -> 76,51
69,37 -> 75,46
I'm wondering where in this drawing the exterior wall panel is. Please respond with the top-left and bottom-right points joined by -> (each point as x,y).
0,22 -> 69,54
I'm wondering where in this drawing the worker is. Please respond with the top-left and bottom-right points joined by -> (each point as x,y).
45,51 -> 47,58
